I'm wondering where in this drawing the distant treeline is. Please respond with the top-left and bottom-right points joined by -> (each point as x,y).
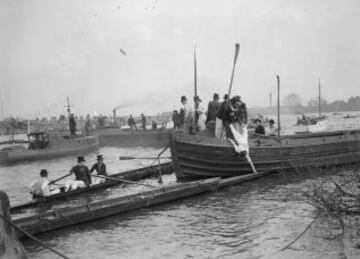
249,94 -> 360,116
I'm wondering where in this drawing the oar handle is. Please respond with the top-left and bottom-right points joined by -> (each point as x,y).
49,173 -> 71,185
94,174 -> 155,188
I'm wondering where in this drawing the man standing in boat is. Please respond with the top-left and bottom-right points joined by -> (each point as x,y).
216,94 -> 232,138
65,156 -> 92,191
128,115 -> 138,130
29,169 -> 64,197
180,95 -> 194,134
90,155 -> 108,184
207,93 -> 221,124
194,96 -> 207,131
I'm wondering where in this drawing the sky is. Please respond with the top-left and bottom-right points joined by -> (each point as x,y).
1,0 -> 360,119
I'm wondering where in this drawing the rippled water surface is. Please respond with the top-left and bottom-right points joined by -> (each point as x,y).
1,112 -> 360,258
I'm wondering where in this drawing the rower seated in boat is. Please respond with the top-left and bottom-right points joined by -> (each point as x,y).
29,169 -> 64,198
65,156 -> 92,191
90,154 -> 107,184
267,119 -> 278,136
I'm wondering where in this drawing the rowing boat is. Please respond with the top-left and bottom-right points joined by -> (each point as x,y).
11,162 -> 173,213
13,169 -> 273,238
169,129 -> 360,180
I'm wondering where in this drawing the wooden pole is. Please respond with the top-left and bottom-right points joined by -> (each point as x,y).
194,45 -> 198,98
227,44 -> 240,98
318,78 -> 321,118
277,75 -> 281,137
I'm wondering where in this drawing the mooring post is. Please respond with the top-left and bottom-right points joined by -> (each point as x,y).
0,190 -> 28,259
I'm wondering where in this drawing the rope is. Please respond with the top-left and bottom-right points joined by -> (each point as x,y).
279,211 -> 319,251
0,214 -> 70,259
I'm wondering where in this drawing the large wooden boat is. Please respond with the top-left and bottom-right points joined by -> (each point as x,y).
170,130 -> 360,180
97,127 -> 170,148
0,132 -> 99,165
11,162 -> 173,213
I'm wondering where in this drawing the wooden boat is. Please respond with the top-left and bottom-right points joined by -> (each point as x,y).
13,170 -> 272,237
11,162 -> 173,213
0,132 -> 99,165
97,127 -> 170,148
169,130 -> 360,180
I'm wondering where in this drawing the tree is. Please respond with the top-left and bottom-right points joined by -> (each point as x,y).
283,93 -> 302,107
307,98 -> 328,107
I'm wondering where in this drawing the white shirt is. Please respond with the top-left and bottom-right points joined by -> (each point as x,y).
29,177 -> 51,196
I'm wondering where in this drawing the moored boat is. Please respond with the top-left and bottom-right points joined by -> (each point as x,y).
169,130 -> 360,180
11,162 -> 173,213
0,132 -> 99,165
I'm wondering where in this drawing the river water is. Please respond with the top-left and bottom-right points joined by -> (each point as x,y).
1,112 -> 360,258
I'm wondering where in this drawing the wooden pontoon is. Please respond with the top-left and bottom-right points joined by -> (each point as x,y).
170,130 -> 360,180
14,170 -> 272,238
11,162 -> 173,213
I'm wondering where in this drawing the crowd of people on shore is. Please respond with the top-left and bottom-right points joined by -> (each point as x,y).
29,155 -> 108,197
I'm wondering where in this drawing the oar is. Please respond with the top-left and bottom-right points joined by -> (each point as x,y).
49,173 -> 72,185
227,43 -> 240,98
94,175 -> 156,188
119,156 -> 171,160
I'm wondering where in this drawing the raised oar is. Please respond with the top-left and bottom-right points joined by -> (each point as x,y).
94,175 -> 156,188
49,173 -> 72,185
119,156 -> 171,160
227,43 -> 240,98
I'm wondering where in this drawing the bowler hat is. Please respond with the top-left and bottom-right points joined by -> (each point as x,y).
213,93 -> 219,99
180,96 -> 187,102
77,156 -> 85,162
40,169 -> 48,177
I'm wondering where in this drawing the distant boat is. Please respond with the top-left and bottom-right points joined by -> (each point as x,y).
0,132 -> 99,165
296,79 -> 327,133
344,114 -> 360,119
333,112 -> 343,116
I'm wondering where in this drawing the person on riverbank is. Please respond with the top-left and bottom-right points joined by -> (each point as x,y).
180,95 -> 194,134
128,115 -> 138,130
69,114 -> 77,137
90,155 -> 107,184
29,169 -> 64,197
65,156 -> 92,191
172,110 -> 181,129
85,114 -> 91,136
141,113 -> 147,131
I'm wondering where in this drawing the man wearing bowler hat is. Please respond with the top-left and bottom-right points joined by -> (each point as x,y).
65,156 -> 92,191
90,154 -> 108,184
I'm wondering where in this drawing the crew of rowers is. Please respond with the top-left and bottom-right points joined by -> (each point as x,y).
29,154 -> 108,198
177,93 -> 278,137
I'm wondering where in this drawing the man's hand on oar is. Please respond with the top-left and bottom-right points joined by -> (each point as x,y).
49,173 -> 72,185
94,174 -> 156,188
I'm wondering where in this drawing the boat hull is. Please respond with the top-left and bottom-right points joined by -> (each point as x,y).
0,135 -> 99,165
170,130 -> 360,180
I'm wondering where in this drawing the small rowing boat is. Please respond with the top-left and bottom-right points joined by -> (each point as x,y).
14,170 -> 273,238
11,162 -> 173,213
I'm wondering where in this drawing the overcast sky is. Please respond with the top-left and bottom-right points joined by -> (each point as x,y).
1,0 -> 360,119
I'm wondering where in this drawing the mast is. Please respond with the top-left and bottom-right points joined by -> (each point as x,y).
65,96 -> 72,116
318,78 -> 321,117
277,75 -> 280,137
